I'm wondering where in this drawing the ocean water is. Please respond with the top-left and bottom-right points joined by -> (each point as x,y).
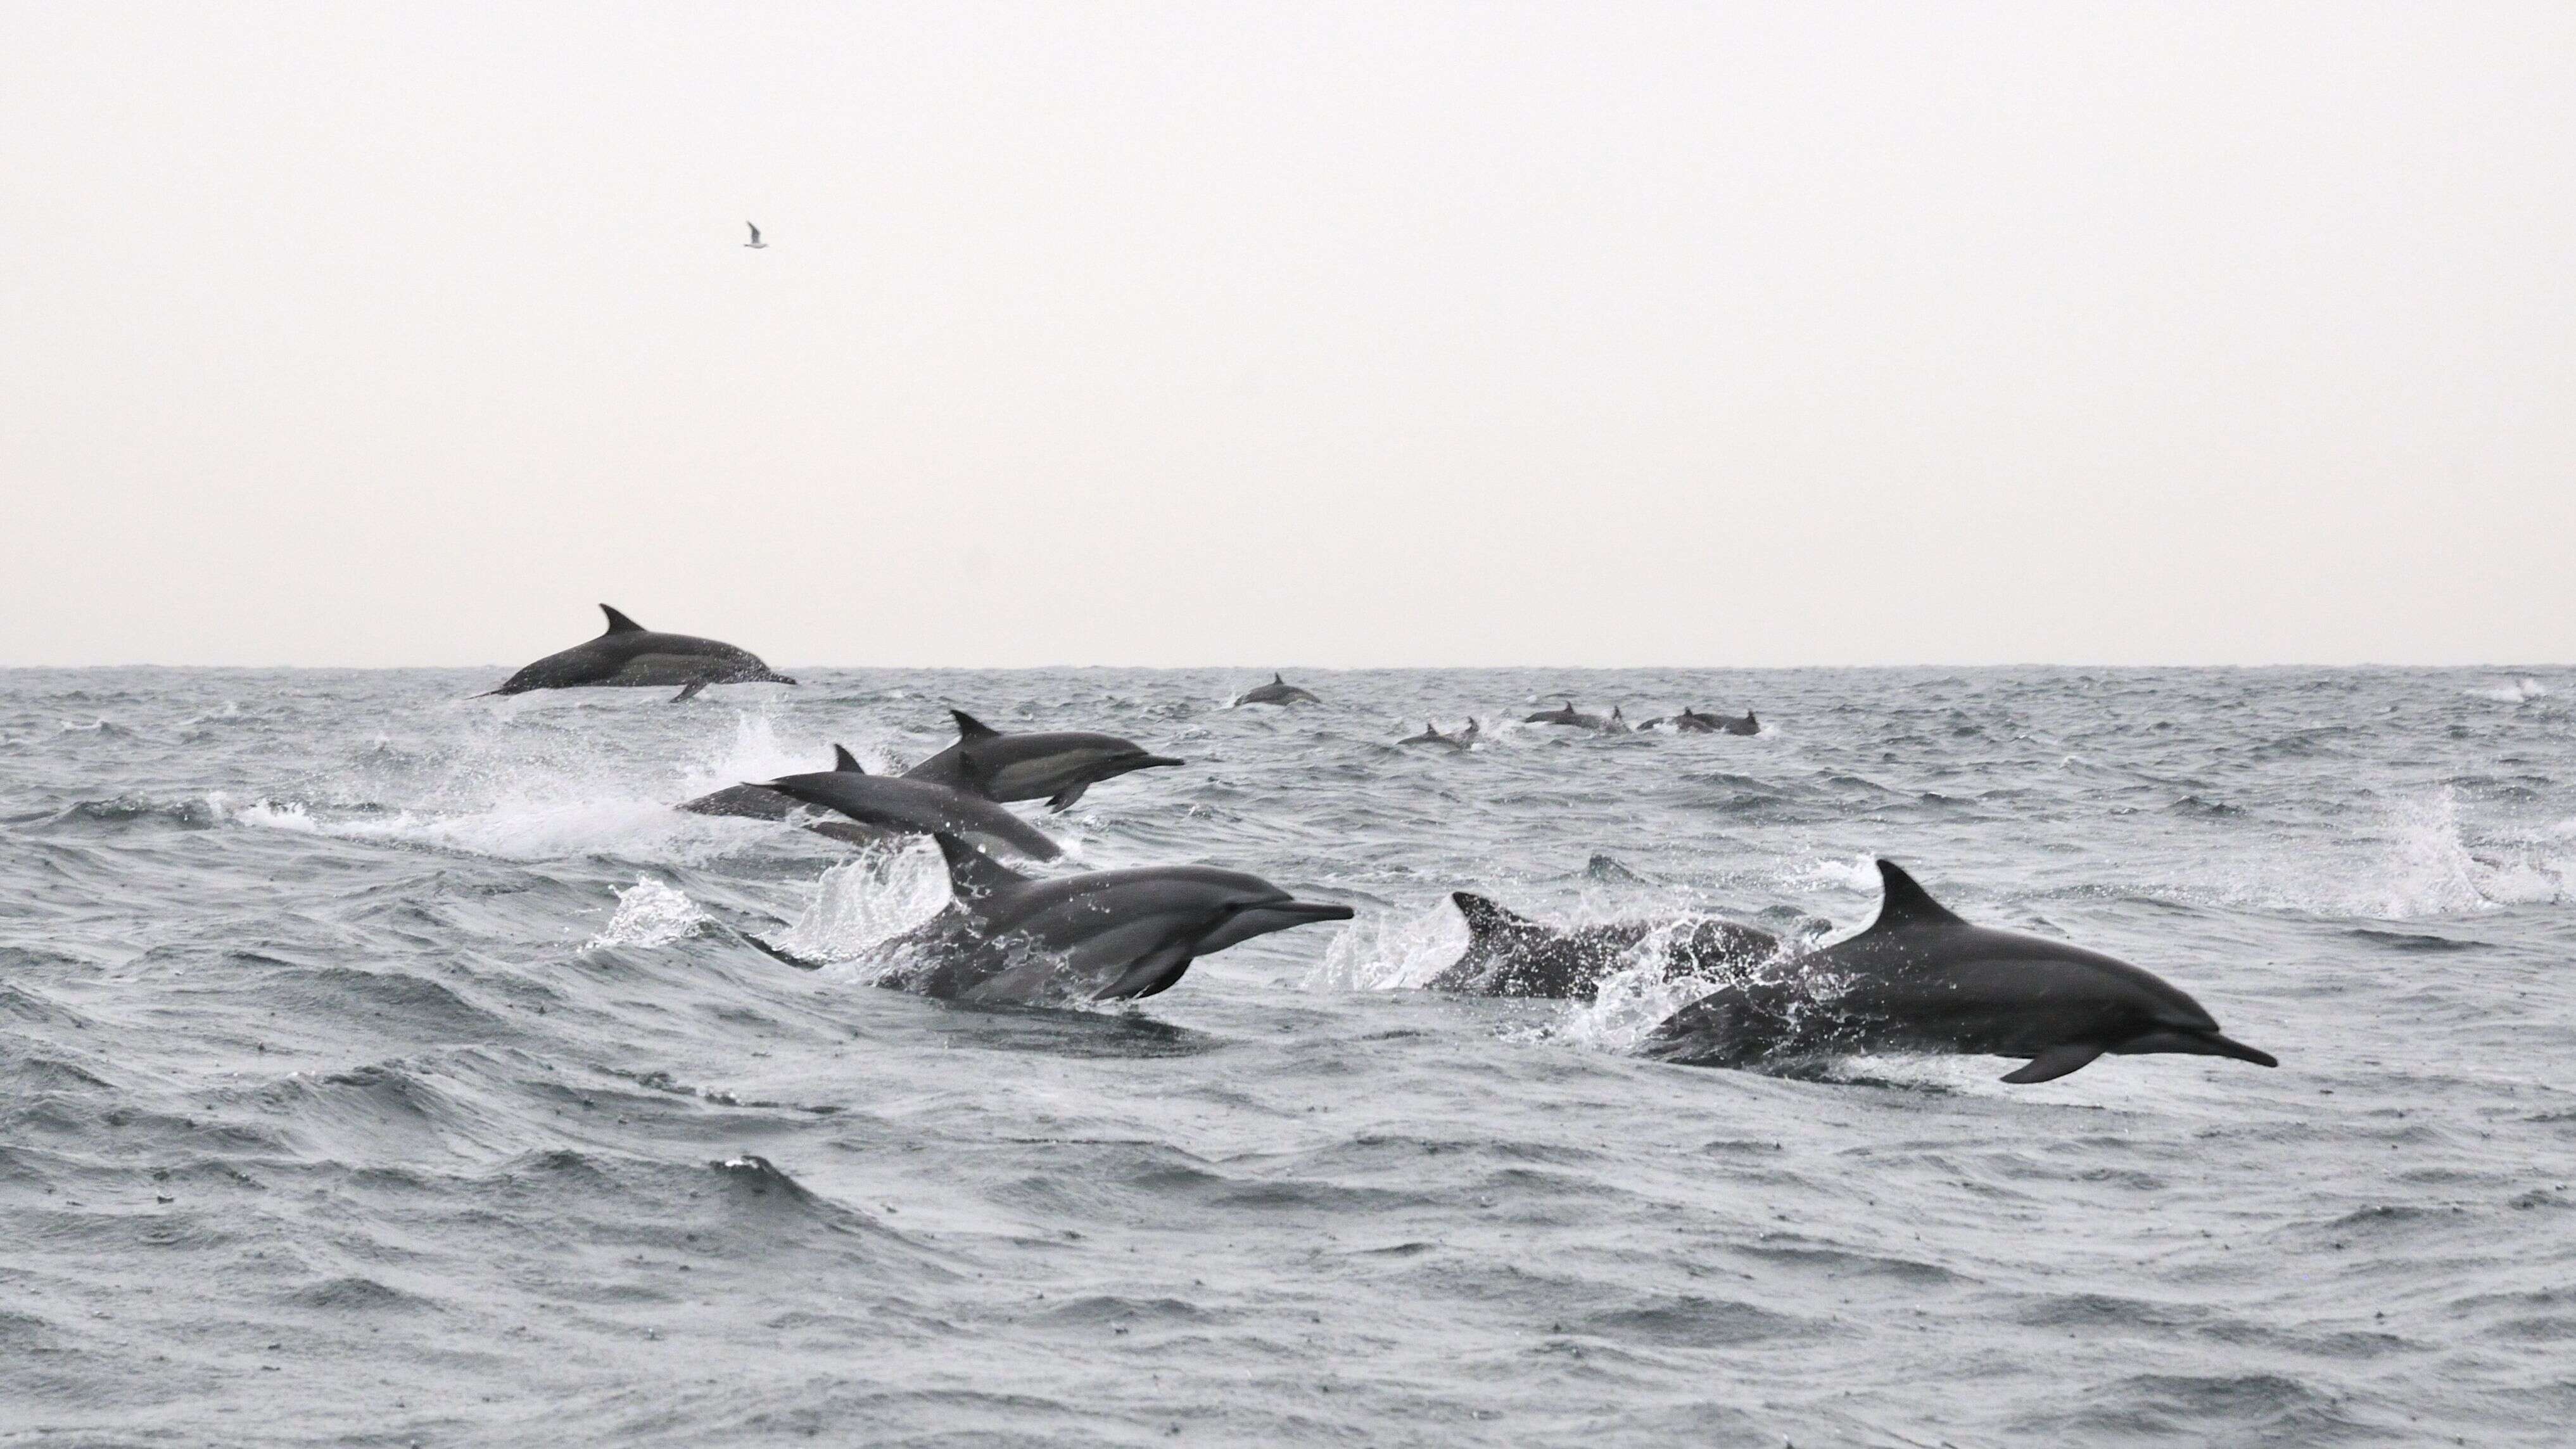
3,665 -> 2572,1446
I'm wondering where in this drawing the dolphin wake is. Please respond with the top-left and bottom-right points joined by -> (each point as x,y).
4,664 -> 2572,1445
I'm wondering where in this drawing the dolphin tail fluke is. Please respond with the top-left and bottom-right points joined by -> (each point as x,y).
832,744 -> 866,773
670,680 -> 708,703
600,604 -> 645,635
932,833 -> 1031,904
2001,1043 -> 2105,1083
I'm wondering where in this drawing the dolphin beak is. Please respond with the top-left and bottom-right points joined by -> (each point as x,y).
1135,755 -> 1186,770
2198,1032 -> 2278,1068
1274,900 -> 1355,924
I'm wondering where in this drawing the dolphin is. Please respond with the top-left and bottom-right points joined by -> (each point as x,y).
754,772 -> 1062,861
1523,699 -> 1617,731
1233,673 -> 1321,706
678,744 -> 891,847
1397,720 -> 1473,750
806,835 -> 1352,1004
485,605 -> 796,701
1430,892 -> 1779,999
1642,860 -> 2278,1083
903,710 -> 1183,811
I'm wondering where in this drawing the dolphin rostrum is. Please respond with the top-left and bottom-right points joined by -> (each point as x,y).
755,772 -> 1062,861
1431,892 -> 1779,999
485,605 -> 796,701
1233,673 -> 1321,706
903,710 -> 1183,811
823,835 -> 1352,1004
678,744 -> 891,846
1644,860 -> 2277,1083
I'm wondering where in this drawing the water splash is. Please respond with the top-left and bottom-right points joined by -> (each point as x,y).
584,878 -> 708,950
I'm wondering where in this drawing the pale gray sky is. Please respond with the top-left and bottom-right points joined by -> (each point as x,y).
4,3 -> 2570,667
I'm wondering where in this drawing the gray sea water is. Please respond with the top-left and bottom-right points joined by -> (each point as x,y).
4,665 -> 2572,1446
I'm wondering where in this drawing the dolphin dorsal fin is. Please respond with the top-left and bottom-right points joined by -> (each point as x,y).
1273,673 -> 1285,685
1450,891 -> 1531,938
934,833 -> 1028,905
1867,860 -> 1963,932
831,744 -> 865,773
599,604 -> 645,635
950,709 -> 1001,741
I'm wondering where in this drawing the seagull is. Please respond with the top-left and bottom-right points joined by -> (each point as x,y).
744,222 -> 767,250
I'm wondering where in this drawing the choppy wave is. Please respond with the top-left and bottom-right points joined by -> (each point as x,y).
1,663 -> 2570,1445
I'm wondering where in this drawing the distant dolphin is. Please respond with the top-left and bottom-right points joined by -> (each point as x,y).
1604,706 -> 1632,734
755,772 -> 1061,861
780,834 -> 1352,1004
485,605 -> 795,701
1397,720 -> 1474,750
904,710 -> 1183,811
1430,892 -> 1779,999
1644,860 -> 2278,1083
1523,699 -> 1617,731
1233,673 -> 1321,706
678,744 -> 891,846
744,222 -> 767,249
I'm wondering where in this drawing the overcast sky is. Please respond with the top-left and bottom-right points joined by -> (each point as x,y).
4,3 -> 2570,667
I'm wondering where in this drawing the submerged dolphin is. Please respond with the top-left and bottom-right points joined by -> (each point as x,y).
485,605 -> 796,701
903,710 -> 1183,811
822,835 -> 1352,1004
755,772 -> 1062,861
1523,699 -> 1618,731
678,744 -> 890,846
1233,673 -> 1321,706
1430,892 -> 1779,999
1644,860 -> 2278,1083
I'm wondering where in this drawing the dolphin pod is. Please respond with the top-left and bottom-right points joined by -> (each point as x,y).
486,605 -> 796,701
1642,860 -> 2277,1083
485,618 -> 2270,1084
1431,892 -> 1779,1000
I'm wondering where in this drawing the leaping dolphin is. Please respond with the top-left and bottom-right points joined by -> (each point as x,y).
485,605 -> 796,701
1431,892 -> 1779,1000
788,835 -> 1352,1005
678,744 -> 891,847
1643,860 -> 2278,1083
1233,673 -> 1321,706
754,771 -> 1061,861
903,710 -> 1183,811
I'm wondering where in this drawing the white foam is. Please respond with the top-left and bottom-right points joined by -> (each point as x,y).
2466,677 -> 2549,703
584,878 -> 708,950
1307,897 -> 1469,992
770,843 -> 955,974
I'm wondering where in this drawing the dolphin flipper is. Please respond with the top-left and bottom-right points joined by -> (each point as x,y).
671,680 -> 708,703
2002,1043 -> 2105,1083
1046,782 -> 1089,812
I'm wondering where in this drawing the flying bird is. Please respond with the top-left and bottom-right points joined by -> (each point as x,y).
744,222 -> 767,250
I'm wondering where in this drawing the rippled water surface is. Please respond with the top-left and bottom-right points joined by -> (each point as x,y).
4,666 -> 2572,1445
